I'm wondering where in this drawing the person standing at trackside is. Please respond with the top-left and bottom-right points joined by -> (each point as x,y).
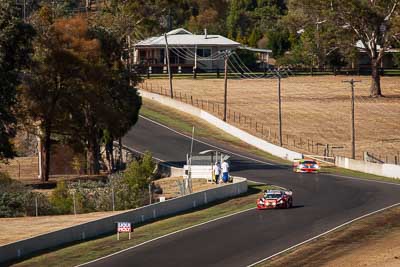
221,160 -> 229,183
213,161 -> 221,184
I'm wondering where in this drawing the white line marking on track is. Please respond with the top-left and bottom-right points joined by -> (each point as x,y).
139,115 -> 400,187
247,202 -> 400,267
91,115 -> 400,267
122,145 -> 165,163
326,173 -> 400,186
138,115 -> 274,166
76,207 -> 255,267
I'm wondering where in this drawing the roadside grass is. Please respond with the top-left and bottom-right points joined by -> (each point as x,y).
141,98 -> 400,184
11,183 -> 270,267
322,166 -> 400,184
141,98 -> 289,165
258,205 -> 400,267
142,76 -> 400,160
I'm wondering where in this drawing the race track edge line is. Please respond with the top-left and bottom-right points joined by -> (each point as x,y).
76,207 -> 255,267
140,115 -> 400,187
138,115 -> 275,166
246,202 -> 400,267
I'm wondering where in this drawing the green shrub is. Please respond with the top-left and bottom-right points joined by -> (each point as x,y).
123,151 -> 156,207
0,172 -> 52,217
50,181 -> 73,214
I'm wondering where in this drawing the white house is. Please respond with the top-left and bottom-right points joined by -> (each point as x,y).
133,28 -> 241,72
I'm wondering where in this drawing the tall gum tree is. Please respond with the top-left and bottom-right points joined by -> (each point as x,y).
288,0 -> 400,97
0,0 -> 34,161
19,7 -> 83,181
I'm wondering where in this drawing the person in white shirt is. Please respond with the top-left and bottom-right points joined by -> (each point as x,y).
213,162 -> 221,184
221,160 -> 229,183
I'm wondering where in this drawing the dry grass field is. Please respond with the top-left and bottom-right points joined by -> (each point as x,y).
142,76 -> 400,161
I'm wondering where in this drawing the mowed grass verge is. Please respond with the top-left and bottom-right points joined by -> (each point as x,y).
140,98 -> 290,165
11,183 -> 267,267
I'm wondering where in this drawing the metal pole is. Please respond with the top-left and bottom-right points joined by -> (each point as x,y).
188,126 -> 195,194
35,196 -> 38,217
277,75 -> 283,147
73,191 -> 76,215
223,53 -> 228,122
164,33 -> 174,98
112,187 -> 115,211
148,183 -> 152,204
343,79 -> 360,159
23,0 -> 26,21
351,80 -> 355,159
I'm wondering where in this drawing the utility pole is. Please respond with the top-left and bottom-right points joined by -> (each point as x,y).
221,50 -> 232,122
187,126 -> 195,194
277,74 -> 283,146
343,79 -> 361,159
164,33 -> 174,98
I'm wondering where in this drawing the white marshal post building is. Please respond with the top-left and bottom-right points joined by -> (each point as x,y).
133,28 -> 271,74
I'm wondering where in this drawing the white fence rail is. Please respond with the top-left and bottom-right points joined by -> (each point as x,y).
140,90 -> 303,161
335,156 -> 400,179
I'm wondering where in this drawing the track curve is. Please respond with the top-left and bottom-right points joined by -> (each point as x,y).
84,116 -> 400,267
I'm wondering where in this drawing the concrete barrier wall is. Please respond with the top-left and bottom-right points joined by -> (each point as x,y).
335,156 -> 400,179
0,177 -> 247,264
141,90 -> 303,161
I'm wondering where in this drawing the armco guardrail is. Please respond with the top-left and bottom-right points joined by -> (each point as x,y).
0,177 -> 247,264
140,90 -> 302,161
336,156 -> 400,179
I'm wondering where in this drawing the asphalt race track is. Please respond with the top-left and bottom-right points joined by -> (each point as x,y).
84,116 -> 400,267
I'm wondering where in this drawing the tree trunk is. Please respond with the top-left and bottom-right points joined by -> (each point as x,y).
105,138 -> 114,173
87,134 -> 100,175
41,125 -> 52,182
370,58 -> 383,97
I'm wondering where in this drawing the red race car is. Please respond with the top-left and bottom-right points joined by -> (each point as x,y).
257,189 -> 293,210
293,159 -> 320,173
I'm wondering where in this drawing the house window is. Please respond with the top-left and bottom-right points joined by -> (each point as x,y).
197,48 -> 211,57
160,49 -> 165,63
139,50 -> 146,62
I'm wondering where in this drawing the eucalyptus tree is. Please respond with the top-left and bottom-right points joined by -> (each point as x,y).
288,0 -> 400,97
0,0 -> 34,161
